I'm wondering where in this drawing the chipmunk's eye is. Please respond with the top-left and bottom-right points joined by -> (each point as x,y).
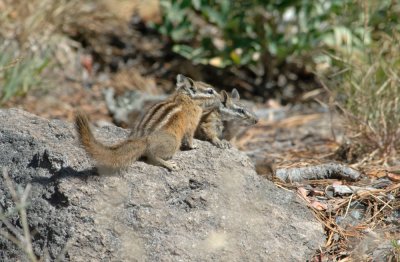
190,87 -> 196,93
207,89 -> 214,94
238,108 -> 245,114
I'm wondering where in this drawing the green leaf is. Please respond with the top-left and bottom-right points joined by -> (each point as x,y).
192,0 -> 201,10
203,7 -> 226,28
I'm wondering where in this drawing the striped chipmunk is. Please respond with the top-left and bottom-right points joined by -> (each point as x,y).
124,87 -> 258,149
195,88 -> 258,148
75,74 -> 220,171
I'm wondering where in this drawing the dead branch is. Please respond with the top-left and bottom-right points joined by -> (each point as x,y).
275,163 -> 361,183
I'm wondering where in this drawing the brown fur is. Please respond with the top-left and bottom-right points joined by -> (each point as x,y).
75,112 -> 148,168
131,77 -> 219,138
195,110 -> 225,147
195,89 -> 258,148
75,75 -> 218,171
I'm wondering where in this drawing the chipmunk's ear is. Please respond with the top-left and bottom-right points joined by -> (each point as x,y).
220,90 -> 230,105
231,88 -> 240,101
176,74 -> 193,90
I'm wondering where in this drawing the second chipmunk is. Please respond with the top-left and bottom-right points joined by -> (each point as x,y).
125,88 -> 258,149
75,74 -> 220,171
195,88 -> 258,148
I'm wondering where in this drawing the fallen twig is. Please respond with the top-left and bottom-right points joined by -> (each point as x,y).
329,184 -> 378,196
275,163 -> 361,182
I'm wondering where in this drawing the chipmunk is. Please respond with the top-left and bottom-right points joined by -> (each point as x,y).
195,89 -> 258,148
75,74 -> 220,171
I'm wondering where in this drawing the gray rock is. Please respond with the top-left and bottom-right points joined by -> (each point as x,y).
0,108 -> 324,261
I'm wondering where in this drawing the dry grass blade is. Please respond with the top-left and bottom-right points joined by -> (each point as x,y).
3,167 -> 19,202
0,230 -> 26,251
364,199 -> 392,223
0,56 -> 24,72
343,194 -> 353,218
1,167 -> 38,262
54,237 -> 75,262
0,211 -> 24,242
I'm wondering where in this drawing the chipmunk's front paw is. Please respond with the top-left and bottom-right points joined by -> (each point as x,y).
180,140 -> 198,150
188,142 -> 198,149
165,160 -> 179,171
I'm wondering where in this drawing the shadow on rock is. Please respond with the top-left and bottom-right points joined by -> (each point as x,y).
31,166 -> 99,185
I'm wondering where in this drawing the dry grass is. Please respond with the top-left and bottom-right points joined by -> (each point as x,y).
0,168 -> 74,261
0,0 -> 85,103
0,0 -> 144,104
100,0 -> 160,23
329,32 -> 400,165
0,168 -> 37,261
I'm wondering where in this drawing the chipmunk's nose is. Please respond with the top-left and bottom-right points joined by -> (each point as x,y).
253,117 -> 259,124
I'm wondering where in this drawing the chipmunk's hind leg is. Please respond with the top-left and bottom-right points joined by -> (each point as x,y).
146,132 -> 180,171
147,156 -> 179,171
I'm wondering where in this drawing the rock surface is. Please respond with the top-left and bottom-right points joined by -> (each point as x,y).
0,108 -> 324,261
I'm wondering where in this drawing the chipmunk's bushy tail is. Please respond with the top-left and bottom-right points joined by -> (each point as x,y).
75,111 -> 148,168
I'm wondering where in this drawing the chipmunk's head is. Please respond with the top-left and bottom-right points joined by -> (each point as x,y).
176,74 -> 220,109
219,89 -> 258,125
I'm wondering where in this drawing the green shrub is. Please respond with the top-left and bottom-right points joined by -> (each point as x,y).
157,0 -> 400,160
155,0 -> 372,68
